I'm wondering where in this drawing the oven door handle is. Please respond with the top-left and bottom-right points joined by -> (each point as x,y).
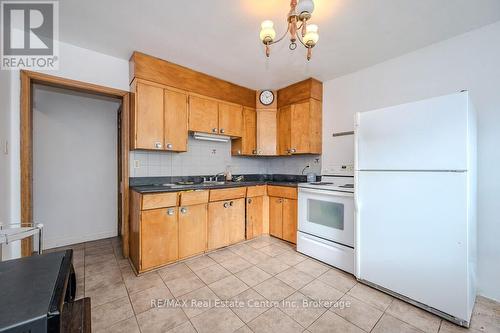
298,187 -> 354,198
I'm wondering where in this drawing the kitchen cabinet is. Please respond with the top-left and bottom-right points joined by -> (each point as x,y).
267,186 -> 298,244
188,95 -> 219,134
232,107 -> 256,155
164,88 -> 188,151
132,81 -> 164,150
189,95 -> 243,137
246,196 -> 264,239
277,99 -> 322,155
131,79 -> 188,152
256,109 -> 277,155
219,102 -> 243,137
208,198 -> 245,250
178,203 -> 207,259
269,197 -> 283,238
141,207 -> 179,270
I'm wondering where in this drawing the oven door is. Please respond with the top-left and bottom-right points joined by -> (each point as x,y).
298,187 -> 354,247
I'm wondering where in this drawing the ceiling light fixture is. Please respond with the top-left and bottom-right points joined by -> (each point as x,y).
259,0 -> 319,60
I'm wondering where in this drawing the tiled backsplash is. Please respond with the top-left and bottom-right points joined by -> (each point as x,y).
129,137 -> 321,177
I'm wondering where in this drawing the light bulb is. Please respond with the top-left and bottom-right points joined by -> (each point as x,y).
296,0 -> 314,16
304,24 -> 319,46
259,20 -> 276,43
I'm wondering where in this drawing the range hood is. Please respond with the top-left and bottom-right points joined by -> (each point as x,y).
192,132 -> 231,143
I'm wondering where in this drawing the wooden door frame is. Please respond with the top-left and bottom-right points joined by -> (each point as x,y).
20,70 -> 131,258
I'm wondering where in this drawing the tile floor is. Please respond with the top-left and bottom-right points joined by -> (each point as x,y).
48,236 -> 500,333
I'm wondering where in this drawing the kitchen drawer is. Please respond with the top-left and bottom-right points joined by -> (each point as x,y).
267,185 -> 297,199
142,192 -> 178,210
179,190 -> 209,206
246,185 -> 267,197
209,187 -> 246,202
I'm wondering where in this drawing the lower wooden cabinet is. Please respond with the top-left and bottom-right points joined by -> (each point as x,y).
178,203 -> 207,259
246,196 -> 264,239
268,196 -> 298,244
141,207 -> 179,271
208,198 -> 245,250
269,197 -> 283,238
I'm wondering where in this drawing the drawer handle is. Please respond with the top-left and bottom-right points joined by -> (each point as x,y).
180,207 -> 187,214
166,208 -> 175,216
223,202 -> 229,208
248,198 -> 252,204
212,128 -> 218,133
154,142 -> 163,149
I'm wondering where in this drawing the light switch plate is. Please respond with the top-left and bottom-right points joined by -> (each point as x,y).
134,160 -> 140,168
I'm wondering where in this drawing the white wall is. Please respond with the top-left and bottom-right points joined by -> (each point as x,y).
33,85 -> 120,249
5,41 -> 129,257
322,21 -> 500,301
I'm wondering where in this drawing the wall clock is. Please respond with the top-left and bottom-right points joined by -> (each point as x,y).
259,90 -> 275,106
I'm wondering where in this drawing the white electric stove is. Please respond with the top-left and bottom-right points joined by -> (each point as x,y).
297,175 -> 355,274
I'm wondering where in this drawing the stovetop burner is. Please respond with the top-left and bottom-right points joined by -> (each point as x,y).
309,182 -> 334,185
338,184 -> 354,188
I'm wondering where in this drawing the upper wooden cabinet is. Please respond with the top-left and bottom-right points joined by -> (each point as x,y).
188,95 -> 243,137
133,81 -> 164,150
164,89 -> 188,151
188,95 -> 219,134
232,107 -> 256,156
131,79 -> 188,152
256,109 -> 277,155
218,102 -> 242,137
277,98 -> 322,155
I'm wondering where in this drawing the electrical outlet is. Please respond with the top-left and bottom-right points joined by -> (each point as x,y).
134,160 -> 140,168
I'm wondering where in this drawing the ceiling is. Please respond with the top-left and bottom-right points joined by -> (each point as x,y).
59,0 -> 500,90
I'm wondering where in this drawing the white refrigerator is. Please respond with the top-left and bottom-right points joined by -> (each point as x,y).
354,91 -> 477,327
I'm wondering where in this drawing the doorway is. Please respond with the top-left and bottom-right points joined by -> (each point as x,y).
20,70 -> 130,257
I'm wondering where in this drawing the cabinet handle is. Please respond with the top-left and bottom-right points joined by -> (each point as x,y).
180,207 -> 187,214
220,128 -> 225,134
290,148 -> 296,153
223,202 -> 229,208
278,198 -> 282,203
154,142 -> 163,149
237,150 -> 241,155
166,143 -> 173,149
229,201 -> 233,206
252,150 -> 257,155
167,208 -> 175,216
248,198 -> 252,204
212,128 -> 218,133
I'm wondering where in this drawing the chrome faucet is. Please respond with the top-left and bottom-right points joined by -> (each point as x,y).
213,172 -> 225,182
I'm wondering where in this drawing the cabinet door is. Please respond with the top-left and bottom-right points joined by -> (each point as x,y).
277,105 -> 291,155
309,99 -> 322,154
189,95 -> 219,134
246,196 -> 264,239
228,198 -> 245,244
178,203 -> 207,259
290,101 -> 310,154
208,201 -> 229,250
164,89 -> 188,152
282,198 -> 298,244
219,102 -> 243,137
256,110 -> 277,155
135,82 -> 164,150
141,207 -> 178,270
269,197 -> 283,238
232,107 -> 256,155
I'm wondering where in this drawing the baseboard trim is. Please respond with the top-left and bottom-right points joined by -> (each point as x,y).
44,230 -> 118,250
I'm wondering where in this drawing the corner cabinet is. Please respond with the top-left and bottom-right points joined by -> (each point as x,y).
130,79 -> 188,152
277,98 -> 322,155
188,95 -> 243,137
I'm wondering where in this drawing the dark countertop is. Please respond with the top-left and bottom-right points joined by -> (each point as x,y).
130,174 -> 317,194
131,180 -> 299,194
